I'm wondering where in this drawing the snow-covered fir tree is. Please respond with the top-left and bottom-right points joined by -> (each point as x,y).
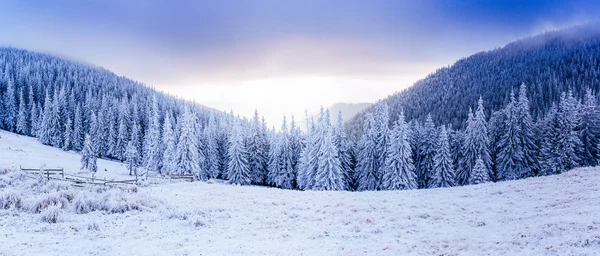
314,126 -> 345,191
334,111 -> 353,190
577,88 -> 600,166
16,88 -> 27,135
62,116 -> 72,151
540,92 -> 582,175
381,111 -> 417,190
356,113 -> 379,191
161,112 -> 177,175
458,97 -> 492,184
72,104 -> 84,151
227,120 -> 251,185
469,157 -> 489,185
2,78 -> 16,131
429,125 -> 455,188
80,134 -> 97,172
416,114 -> 436,188
143,95 -> 162,172
268,116 -> 295,189
175,107 -> 201,176
203,113 -> 220,179
247,110 -> 269,184
125,140 -> 138,176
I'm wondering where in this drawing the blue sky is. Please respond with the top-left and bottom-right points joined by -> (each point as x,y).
0,0 -> 597,124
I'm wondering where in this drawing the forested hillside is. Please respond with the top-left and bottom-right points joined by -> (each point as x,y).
0,47 -> 237,178
347,24 -> 600,140
1,24 -> 599,193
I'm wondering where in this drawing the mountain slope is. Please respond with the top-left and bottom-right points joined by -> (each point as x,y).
347,24 -> 600,139
1,131 -> 599,255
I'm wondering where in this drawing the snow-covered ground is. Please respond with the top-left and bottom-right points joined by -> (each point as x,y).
1,130 -> 600,255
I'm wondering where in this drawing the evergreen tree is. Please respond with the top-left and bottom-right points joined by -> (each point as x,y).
469,157 -> 489,185
458,98 -> 492,184
125,140 -> 138,176
161,112 -> 177,175
497,91 -> 523,181
540,92 -> 582,175
334,111 -> 353,190
373,102 -> 390,189
175,107 -> 201,176
227,120 -> 251,185
203,114 -> 220,179
115,114 -> 128,161
381,112 -> 417,190
143,95 -> 162,172
27,84 -> 35,136
314,126 -> 345,191
417,114 -> 436,188
247,110 -> 269,184
72,104 -> 84,151
268,117 -> 295,189
16,88 -> 27,135
80,134 -> 97,172
62,116 -> 72,151
577,88 -> 600,166
429,126 -> 455,188
49,89 -> 62,148
30,102 -> 39,137
356,113 -> 379,191
3,78 -> 17,131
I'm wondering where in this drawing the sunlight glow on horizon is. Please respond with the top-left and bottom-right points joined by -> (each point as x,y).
158,74 -> 427,127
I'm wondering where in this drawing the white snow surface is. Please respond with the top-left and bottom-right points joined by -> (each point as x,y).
1,130 -> 600,255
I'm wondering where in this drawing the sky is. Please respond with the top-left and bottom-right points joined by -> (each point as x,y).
0,0 -> 598,126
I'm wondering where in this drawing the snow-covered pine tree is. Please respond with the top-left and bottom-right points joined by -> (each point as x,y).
458,97 -> 492,184
125,140 -> 138,176
161,112 -> 176,175
289,116 -> 303,181
247,110 -> 269,184
577,88 -> 600,166
429,125 -> 455,188
296,112 -> 314,190
72,104 -> 84,151
373,102 -> 390,189
356,113 -> 379,191
540,92 -> 582,175
274,117 -> 295,189
49,89 -> 62,148
417,114 -> 436,188
27,84 -> 35,136
227,120 -> 251,185
334,111 -> 353,190
16,88 -> 27,135
62,116 -> 72,151
515,83 -> 538,177
175,107 -> 201,176
143,95 -> 162,172
203,113 -> 220,179
80,134 -> 97,172
89,112 -> 100,157
30,101 -> 39,137
381,111 -> 417,190
497,91 -> 523,181
3,78 -> 17,132
469,157 -> 489,185
314,126 -> 345,191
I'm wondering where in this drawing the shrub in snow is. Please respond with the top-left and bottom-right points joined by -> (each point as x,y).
74,191 -> 104,214
87,221 -> 101,231
0,190 -> 23,210
40,205 -> 63,223
190,214 -> 206,228
28,191 -> 70,213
